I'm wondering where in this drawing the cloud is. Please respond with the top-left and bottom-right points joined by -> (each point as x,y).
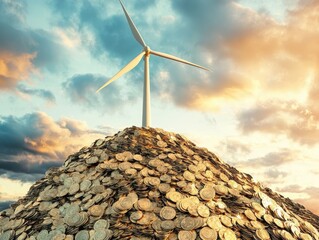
0,177 -> 33,202
16,84 -> 56,103
237,101 -> 319,146
264,169 -> 288,179
276,185 -> 319,215
47,0 -> 319,117
0,0 -> 26,25
0,201 -> 14,211
0,112 -> 115,199
62,73 -> 137,111
234,149 -> 296,168
0,51 -> 36,89
48,0 -> 143,61
0,1 -> 68,90
0,112 -> 107,160
0,161 -> 59,175
0,111 -> 114,184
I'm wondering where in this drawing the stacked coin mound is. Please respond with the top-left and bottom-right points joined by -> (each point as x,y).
0,126 -> 318,240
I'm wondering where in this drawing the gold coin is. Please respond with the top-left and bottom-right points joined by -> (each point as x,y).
199,227 -> 217,240
219,173 -> 229,182
168,153 -> 177,160
166,191 -> 183,203
160,206 -> 176,220
137,198 -> 153,211
280,230 -> 294,240
161,220 -> 175,231
250,220 -> 264,229
274,218 -> 284,228
88,205 -> 105,217
256,229 -> 270,240
183,171 -> 195,182
130,211 -> 144,222
159,183 -> 171,193
197,205 -> 210,218
214,185 -> 228,195
207,216 -> 223,230
133,154 -> 143,161
188,205 -> 199,217
228,180 -> 238,189
220,215 -> 232,227
244,209 -> 257,221
181,217 -> 196,231
178,230 -> 196,240
199,187 -> 215,201
299,233 -> 313,240
263,214 -> 273,224
222,228 -> 237,240
157,140 -> 168,148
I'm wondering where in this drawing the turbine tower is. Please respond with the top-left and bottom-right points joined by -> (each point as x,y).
97,0 -> 210,128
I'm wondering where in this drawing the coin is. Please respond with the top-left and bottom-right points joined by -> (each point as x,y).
75,230 -> 89,240
220,215 -> 232,228
161,220 -> 175,231
199,186 -> 215,201
197,205 -> 210,218
244,209 -> 257,221
166,191 -> 183,203
199,227 -> 217,240
2,126 -> 319,240
181,217 -> 196,231
207,216 -> 223,230
160,206 -> 176,220
137,198 -> 153,211
178,230 -> 196,240
256,229 -> 270,240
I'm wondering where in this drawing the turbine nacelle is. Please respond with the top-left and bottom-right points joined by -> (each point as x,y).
144,46 -> 151,56
97,0 -> 211,127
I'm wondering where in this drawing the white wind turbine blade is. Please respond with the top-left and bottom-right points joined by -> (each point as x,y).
150,50 -> 211,71
119,0 -> 146,47
96,52 -> 145,93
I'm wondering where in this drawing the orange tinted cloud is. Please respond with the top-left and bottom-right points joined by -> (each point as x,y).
0,51 -> 36,89
21,112 -> 107,159
190,1 -> 319,110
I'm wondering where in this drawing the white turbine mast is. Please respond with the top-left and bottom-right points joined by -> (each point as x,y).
97,0 -> 211,128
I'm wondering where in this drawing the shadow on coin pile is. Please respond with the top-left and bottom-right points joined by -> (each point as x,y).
0,126 -> 319,240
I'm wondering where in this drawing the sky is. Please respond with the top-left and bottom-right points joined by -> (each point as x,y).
0,0 -> 318,215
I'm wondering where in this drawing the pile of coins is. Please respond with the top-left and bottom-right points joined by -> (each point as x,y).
0,126 -> 318,240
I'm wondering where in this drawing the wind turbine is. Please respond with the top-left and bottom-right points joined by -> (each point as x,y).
97,0 -> 210,127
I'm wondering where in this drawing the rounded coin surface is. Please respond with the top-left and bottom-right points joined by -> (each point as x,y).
130,211 -> 144,222
94,219 -> 109,230
178,230 -> 196,240
166,191 -> 183,203
223,228 -> 237,240
245,209 -> 257,221
88,205 -> 105,217
161,220 -> 175,231
199,187 -> 215,201
220,215 -> 232,227
274,218 -> 284,228
199,227 -> 217,240
256,229 -> 270,240
137,198 -> 152,211
160,206 -> 176,220
181,217 -> 196,231
75,230 -> 89,240
197,205 -> 210,218
207,216 -> 223,230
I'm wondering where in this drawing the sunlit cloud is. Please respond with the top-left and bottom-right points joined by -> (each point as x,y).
0,112 -> 109,162
0,51 -> 36,89
54,27 -> 80,48
0,177 -> 32,201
